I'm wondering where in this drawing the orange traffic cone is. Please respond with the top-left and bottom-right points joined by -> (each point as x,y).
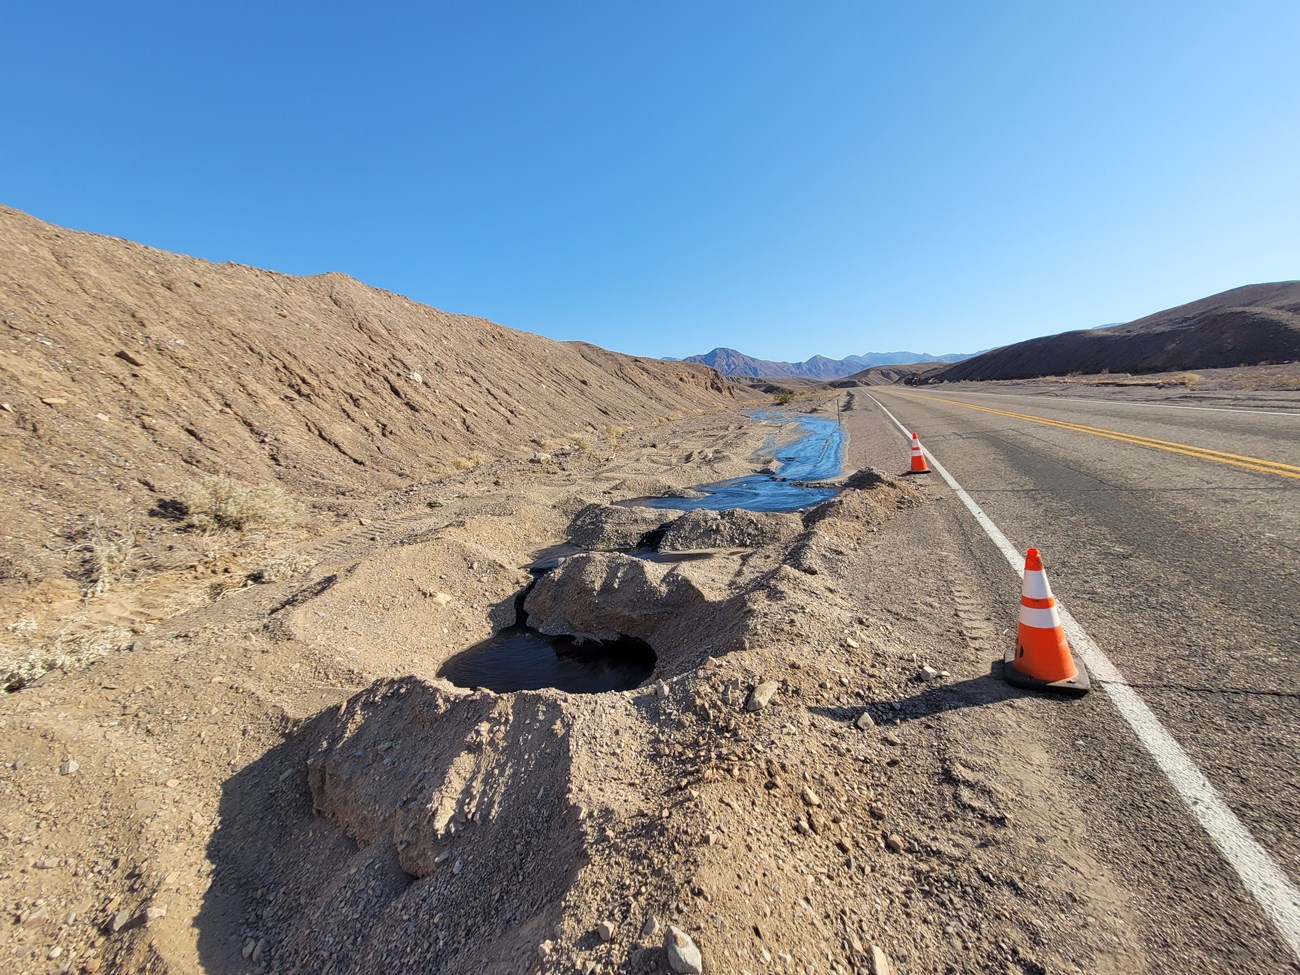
1003,548 -> 1090,696
905,433 -> 930,474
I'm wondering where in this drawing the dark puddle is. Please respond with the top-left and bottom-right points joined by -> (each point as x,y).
622,411 -> 844,513
439,627 -> 655,694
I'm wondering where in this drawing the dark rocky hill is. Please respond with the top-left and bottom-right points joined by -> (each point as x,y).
925,283 -> 1300,383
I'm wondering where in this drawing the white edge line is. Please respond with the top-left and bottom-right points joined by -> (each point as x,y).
866,392 -> 1300,961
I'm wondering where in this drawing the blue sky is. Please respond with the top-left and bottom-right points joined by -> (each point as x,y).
3,2 -> 1298,361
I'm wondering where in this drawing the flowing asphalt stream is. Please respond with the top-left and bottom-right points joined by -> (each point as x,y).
856,385 -> 1300,971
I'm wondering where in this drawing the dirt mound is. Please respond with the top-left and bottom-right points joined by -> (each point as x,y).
566,504 -> 675,550
0,204 -> 753,598
658,508 -> 803,551
926,281 -> 1300,382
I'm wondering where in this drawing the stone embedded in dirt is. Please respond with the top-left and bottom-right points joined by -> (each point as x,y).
884,834 -> 905,853
845,636 -> 860,648
145,905 -> 167,923
641,915 -> 662,938
59,759 -> 79,775
919,665 -> 941,681
854,711 -> 875,730
801,787 -> 820,807
745,681 -> 778,712
115,349 -> 145,367
110,908 -> 133,933
598,919 -> 616,941
664,925 -> 704,974
869,804 -> 887,821
430,592 -> 453,607
869,944 -> 893,975
40,396 -> 68,405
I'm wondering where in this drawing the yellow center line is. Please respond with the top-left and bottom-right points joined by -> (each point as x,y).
884,390 -> 1300,481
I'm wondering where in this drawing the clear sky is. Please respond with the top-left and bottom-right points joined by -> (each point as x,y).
3,2 -> 1298,361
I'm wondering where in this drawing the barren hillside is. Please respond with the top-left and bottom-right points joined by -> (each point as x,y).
0,205 -> 753,594
830,362 -> 948,387
926,281 -> 1300,382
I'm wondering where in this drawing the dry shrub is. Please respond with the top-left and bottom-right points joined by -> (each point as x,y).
248,553 -> 317,584
2,618 -> 131,691
81,518 -> 140,596
180,476 -> 300,532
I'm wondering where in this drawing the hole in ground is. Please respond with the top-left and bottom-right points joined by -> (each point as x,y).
439,626 -> 656,694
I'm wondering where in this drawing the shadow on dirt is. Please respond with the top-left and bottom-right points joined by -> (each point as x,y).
196,710 -> 335,974
197,679 -> 588,974
810,663 -> 1086,728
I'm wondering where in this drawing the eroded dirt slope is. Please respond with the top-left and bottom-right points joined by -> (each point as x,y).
0,204 -> 752,597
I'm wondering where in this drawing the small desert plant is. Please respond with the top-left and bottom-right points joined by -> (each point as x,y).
248,553 -> 317,584
1170,372 -> 1202,387
604,424 -> 631,438
452,453 -> 485,471
179,476 -> 300,532
80,518 -> 140,597
773,391 -> 795,406
2,618 -> 130,691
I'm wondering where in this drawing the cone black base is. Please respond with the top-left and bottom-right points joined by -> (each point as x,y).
1002,645 -> 1092,697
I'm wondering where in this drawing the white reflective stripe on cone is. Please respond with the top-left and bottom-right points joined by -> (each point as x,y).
1022,570 -> 1053,600
1019,605 -> 1063,629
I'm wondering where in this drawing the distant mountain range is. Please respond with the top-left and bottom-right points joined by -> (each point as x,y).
676,347 -> 974,381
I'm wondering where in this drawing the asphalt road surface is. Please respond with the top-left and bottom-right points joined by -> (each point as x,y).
865,385 -> 1300,970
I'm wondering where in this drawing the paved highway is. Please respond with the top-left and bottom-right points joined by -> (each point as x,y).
865,385 -> 1300,969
